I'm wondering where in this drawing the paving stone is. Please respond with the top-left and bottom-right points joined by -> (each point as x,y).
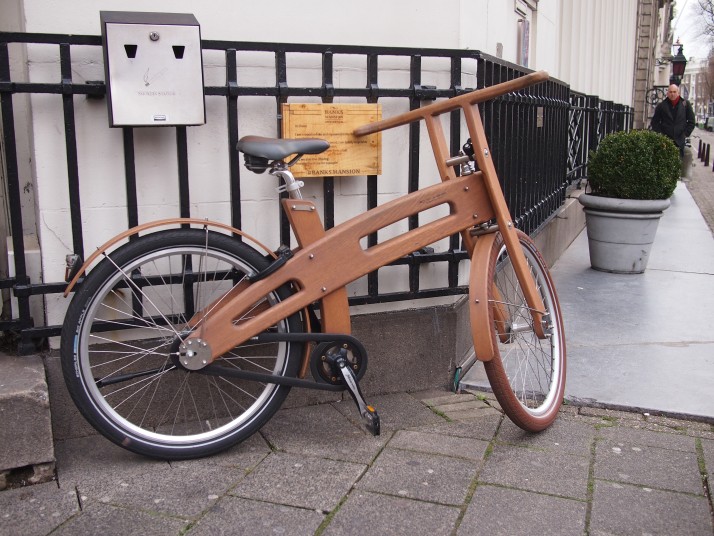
459,387 -> 498,403
628,419 -> 714,441
479,444 -> 590,500
595,440 -> 702,495
590,480 -> 713,536
431,399 -> 490,414
51,501 -> 187,536
356,448 -> 477,505
168,433 -> 271,470
0,481 -> 79,536
578,406 -> 645,421
231,452 -> 365,512
324,490 -> 460,536
261,403 -> 388,464
331,392 -> 445,431
497,417 -> 596,456
684,427 -> 714,440
557,404 -> 580,416
457,484 -> 587,536
645,414 -> 712,431
444,407 -> 503,421
56,435 -> 250,518
189,496 -> 324,536
597,424 -> 697,452
702,438 -> 714,491
419,391 -> 480,406
388,430 -> 489,461
413,413 -> 502,441
55,435 -> 170,504
92,462 -> 244,518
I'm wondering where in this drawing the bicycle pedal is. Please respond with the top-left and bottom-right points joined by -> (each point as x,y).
362,405 -> 380,436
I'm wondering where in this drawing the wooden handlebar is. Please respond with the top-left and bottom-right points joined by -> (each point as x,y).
353,70 -> 549,137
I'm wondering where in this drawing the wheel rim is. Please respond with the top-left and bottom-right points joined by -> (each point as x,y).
75,245 -> 292,447
492,242 -> 563,417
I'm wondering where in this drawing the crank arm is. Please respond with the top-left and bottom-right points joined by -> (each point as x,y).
336,354 -> 380,436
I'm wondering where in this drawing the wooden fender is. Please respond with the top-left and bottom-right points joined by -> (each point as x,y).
62,217 -> 327,379
468,232 -> 498,362
63,218 -> 277,297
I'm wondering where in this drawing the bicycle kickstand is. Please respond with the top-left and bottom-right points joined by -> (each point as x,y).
334,349 -> 380,436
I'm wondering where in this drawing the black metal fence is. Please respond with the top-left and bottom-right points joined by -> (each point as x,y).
0,32 -> 632,351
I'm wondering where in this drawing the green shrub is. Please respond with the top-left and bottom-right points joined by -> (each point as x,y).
587,130 -> 680,200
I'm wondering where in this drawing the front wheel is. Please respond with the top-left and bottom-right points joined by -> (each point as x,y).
60,229 -> 303,459
483,230 -> 566,432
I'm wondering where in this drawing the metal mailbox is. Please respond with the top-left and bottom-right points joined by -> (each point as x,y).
100,11 -> 206,127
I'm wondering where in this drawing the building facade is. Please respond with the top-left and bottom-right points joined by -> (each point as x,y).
1,0 -> 641,335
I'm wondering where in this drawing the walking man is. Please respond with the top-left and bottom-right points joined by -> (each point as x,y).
650,84 -> 695,158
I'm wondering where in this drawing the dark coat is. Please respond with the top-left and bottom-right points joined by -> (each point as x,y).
650,98 -> 695,149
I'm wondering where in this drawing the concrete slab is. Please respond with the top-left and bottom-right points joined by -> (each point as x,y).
0,354 -> 54,474
595,427 -> 702,495
389,429 -> 489,461
553,236 -> 714,346
497,416 -> 596,456
479,443 -> 590,500
565,342 -> 714,416
331,392 -> 445,432
50,501 -> 187,536
458,485 -> 587,536
412,414 -> 503,441
590,481 -> 713,536
462,182 -> 714,423
189,496 -> 324,536
324,491 -> 461,536
0,481 -> 79,536
355,448 -> 477,505
323,491 -> 460,536
595,443 -> 702,495
596,423 -> 698,453
261,403 -> 388,464
231,452 -> 365,512
548,183 -> 714,420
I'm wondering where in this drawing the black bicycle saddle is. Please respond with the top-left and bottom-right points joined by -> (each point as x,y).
236,136 -> 330,160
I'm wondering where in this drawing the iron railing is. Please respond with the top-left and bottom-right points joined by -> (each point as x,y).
0,32 -> 631,351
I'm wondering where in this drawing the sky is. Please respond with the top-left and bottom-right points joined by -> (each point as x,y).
672,0 -> 712,60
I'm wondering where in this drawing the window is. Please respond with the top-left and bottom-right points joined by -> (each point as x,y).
515,0 -> 537,68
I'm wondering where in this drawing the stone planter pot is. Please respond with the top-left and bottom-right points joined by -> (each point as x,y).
578,194 -> 671,274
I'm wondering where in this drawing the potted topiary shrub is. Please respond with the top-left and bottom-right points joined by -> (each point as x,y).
578,129 -> 680,273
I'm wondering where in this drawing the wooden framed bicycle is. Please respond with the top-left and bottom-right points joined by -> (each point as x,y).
61,70 -> 566,459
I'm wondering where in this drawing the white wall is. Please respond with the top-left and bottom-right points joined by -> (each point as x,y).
558,0 -> 638,104
3,0 -> 638,327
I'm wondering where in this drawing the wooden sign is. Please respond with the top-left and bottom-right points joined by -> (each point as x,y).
281,103 -> 381,177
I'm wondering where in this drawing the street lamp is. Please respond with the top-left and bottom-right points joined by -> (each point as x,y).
670,45 -> 688,85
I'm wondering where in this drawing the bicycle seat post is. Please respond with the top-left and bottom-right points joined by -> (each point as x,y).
270,162 -> 304,200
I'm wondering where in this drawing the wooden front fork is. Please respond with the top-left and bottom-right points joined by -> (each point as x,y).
423,104 -> 546,341
464,105 -> 546,339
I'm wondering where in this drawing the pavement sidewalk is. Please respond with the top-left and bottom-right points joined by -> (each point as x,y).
3,131 -> 714,535
1,389 -> 713,535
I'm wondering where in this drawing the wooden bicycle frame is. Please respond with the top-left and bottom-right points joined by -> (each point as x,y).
182,71 -> 550,363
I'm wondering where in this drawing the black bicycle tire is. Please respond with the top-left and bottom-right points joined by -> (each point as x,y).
60,229 -> 303,459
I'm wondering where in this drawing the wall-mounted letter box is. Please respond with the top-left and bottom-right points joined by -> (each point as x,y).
100,11 -> 206,127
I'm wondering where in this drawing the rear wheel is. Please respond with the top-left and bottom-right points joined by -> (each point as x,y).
483,230 -> 566,432
61,229 -> 303,459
